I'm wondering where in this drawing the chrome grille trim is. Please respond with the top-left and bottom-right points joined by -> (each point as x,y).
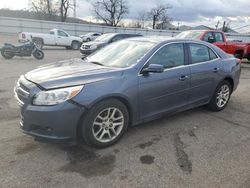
14,79 -> 30,106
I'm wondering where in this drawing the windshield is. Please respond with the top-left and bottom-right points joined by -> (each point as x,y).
95,33 -> 116,42
85,33 -> 94,36
87,40 -> 155,68
175,31 -> 203,40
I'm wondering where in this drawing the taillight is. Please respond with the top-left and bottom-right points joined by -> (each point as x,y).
22,33 -> 26,39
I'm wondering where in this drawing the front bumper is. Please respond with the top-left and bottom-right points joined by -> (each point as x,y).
20,102 -> 85,145
15,77 -> 85,145
80,48 -> 95,55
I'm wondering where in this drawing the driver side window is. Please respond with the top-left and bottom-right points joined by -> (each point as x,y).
57,30 -> 68,37
203,32 -> 213,42
148,43 -> 185,69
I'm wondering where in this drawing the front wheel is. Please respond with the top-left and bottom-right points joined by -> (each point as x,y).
1,49 -> 14,59
33,50 -> 44,60
81,99 -> 129,148
207,80 -> 232,111
71,41 -> 80,50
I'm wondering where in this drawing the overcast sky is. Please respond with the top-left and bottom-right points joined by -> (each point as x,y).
1,0 -> 250,32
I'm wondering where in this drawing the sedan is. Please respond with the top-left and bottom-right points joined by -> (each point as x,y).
80,32 -> 102,42
80,33 -> 142,56
14,37 -> 241,148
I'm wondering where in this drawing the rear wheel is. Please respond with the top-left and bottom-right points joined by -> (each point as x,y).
71,41 -> 80,50
81,99 -> 129,148
247,53 -> 250,61
234,50 -> 243,59
1,49 -> 14,59
33,38 -> 43,49
207,80 -> 232,111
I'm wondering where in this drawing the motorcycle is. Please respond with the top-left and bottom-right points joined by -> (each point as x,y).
0,41 -> 44,60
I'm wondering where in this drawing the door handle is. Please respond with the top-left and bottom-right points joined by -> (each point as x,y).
213,68 -> 220,73
58,37 -> 61,38
179,75 -> 189,81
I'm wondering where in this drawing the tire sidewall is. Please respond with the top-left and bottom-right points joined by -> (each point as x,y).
1,49 -> 14,59
33,50 -> 44,60
81,99 -> 129,148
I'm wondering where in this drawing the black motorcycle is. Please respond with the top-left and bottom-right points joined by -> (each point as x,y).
0,41 -> 44,60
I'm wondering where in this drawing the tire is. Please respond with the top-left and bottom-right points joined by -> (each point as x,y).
81,99 -> 129,148
33,50 -> 44,60
71,41 -> 80,50
247,53 -> 250,61
1,49 -> 14,59
86,38 -> 91,42
207,80 -> 232,111
33,39 -> 43,49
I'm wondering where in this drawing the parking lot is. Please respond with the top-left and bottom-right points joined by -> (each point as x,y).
0,34 -> 250,188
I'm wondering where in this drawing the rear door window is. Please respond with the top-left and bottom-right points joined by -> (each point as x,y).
209,49 -> 218,60
189,43 -> 210,64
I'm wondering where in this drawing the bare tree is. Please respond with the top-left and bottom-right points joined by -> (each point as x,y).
148,3 -> 172,29
29,0 -> 57,18
137,11 -> 148,28
60,0 -> 73,22
92,0 -> 129,27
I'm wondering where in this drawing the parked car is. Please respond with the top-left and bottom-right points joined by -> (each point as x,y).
18,29 -> 82,50
14,37 -> 241,148
80,32 -> 102,42
176,30 -> 250,60
80,33 -> 142,55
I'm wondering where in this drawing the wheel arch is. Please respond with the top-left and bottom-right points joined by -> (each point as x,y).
71,40 -> 80,44
234,49 -> 244,59
224,77 -> 234,91
32,37 -> 44,44
75,95 -> 134,141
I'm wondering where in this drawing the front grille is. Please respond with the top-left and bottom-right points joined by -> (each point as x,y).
82,45 -> 90,49
14,79 -> 30,106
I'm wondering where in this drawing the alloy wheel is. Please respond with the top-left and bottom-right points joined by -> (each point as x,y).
92,107 -> 124,143
216,84 -> 230,108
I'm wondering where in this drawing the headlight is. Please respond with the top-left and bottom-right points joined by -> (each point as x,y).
90,45 -> 98,50
33,85 -> 83,106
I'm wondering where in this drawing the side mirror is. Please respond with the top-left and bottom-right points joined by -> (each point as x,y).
208,36 -> 215,43
141,64 -> 164,74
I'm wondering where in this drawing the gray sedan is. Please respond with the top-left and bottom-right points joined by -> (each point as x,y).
14,37 -> 241,148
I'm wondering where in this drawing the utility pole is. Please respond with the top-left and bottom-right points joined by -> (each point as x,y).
215,20 -> 220,30
222,21 -> 226,32
74,0 -> 76,18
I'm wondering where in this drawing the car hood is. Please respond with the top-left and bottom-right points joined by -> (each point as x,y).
71,36 -> 82,42
84,41 -> 107,47
25,58 -> 123,89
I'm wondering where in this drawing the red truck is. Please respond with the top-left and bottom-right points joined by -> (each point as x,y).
176,30 -> 250,60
